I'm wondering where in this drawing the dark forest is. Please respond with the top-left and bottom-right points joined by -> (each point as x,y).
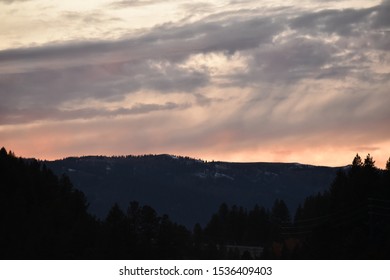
1,147 -> 389,259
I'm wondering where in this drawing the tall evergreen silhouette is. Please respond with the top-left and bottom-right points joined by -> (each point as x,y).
287,154 -> 390,259
0,147 -> 96,259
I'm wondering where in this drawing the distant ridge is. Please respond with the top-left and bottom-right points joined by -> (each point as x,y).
45,154 -> 344,227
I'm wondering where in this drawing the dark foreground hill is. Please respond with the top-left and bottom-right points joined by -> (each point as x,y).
46,154 -> 343,226
3,147 -> 389,259
0,147 -> 95,258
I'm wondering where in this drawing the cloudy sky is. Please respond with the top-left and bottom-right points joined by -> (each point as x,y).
1,0 -> 389,167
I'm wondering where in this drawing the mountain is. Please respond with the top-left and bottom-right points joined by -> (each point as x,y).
46,154 -> 344,227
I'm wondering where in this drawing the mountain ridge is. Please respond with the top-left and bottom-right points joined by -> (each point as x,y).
44,153 -> 345,227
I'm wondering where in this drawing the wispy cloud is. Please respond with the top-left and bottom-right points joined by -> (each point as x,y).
110,0 -> 175,8
0,0 -> 31,4
0,0 -> 389,167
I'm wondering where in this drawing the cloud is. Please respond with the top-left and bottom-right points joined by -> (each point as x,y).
291,7 -> 375,36
0,12 -> 282,122
1,0 -> 390,167
226,36 -> 337,86
180,2 -> 216,14
0,0 -> 30,4
0,12 -> 283,69
110,0 -> 166,8
0,60 -> 209,111
372,0 -> 390,29
290,3 -> 390,41
0,101 -> 190,125
0,3 -> 387,97
61,10 -> 122,25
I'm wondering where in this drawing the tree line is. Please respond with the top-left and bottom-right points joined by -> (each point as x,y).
286,154 -> 390,259
1,147 -> 389,259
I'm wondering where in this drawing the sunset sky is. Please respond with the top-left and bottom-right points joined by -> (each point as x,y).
1,0 -> 389,167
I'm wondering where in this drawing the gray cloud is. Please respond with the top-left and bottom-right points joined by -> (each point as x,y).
0,13 -> 283,69
256,37 -> 335,81
110,0 -> 168,8
1,0 -> 389,166
0,12 -> 283,121
290,2 -> 390,42
0,3 -> 386,88
0,101 -> 190,125
0,0 -> 30,4
223,37 -> 338,87
218,1 -> 390,88
290,7 -> 377,36
372,0 -> 390,29
61,11 -> 122,25
180,2 -> 215,14
0,60 -> 209,110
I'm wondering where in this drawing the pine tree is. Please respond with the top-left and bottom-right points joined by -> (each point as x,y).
352,153 -> 363,167
0,147 -> 7,158
106,203 -> 125,225
363,153 -> 375,169
271,199 -> 290,223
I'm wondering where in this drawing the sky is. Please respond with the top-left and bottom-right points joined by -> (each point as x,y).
0,0 -> 389,168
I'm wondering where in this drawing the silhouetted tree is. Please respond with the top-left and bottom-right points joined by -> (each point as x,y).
271,199 -> 290,224
364,154 -> 375,169
0,147 -> 96,259
352,153 -> 363,167
291,153 -> 390,259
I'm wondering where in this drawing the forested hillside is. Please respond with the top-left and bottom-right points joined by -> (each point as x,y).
46,155 -> 340,226
0,147 -> 94,258
1,147 -> 389,259
286,154 -> 390,259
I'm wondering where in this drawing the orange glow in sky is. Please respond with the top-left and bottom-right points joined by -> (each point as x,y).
1,0 -> 389,168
